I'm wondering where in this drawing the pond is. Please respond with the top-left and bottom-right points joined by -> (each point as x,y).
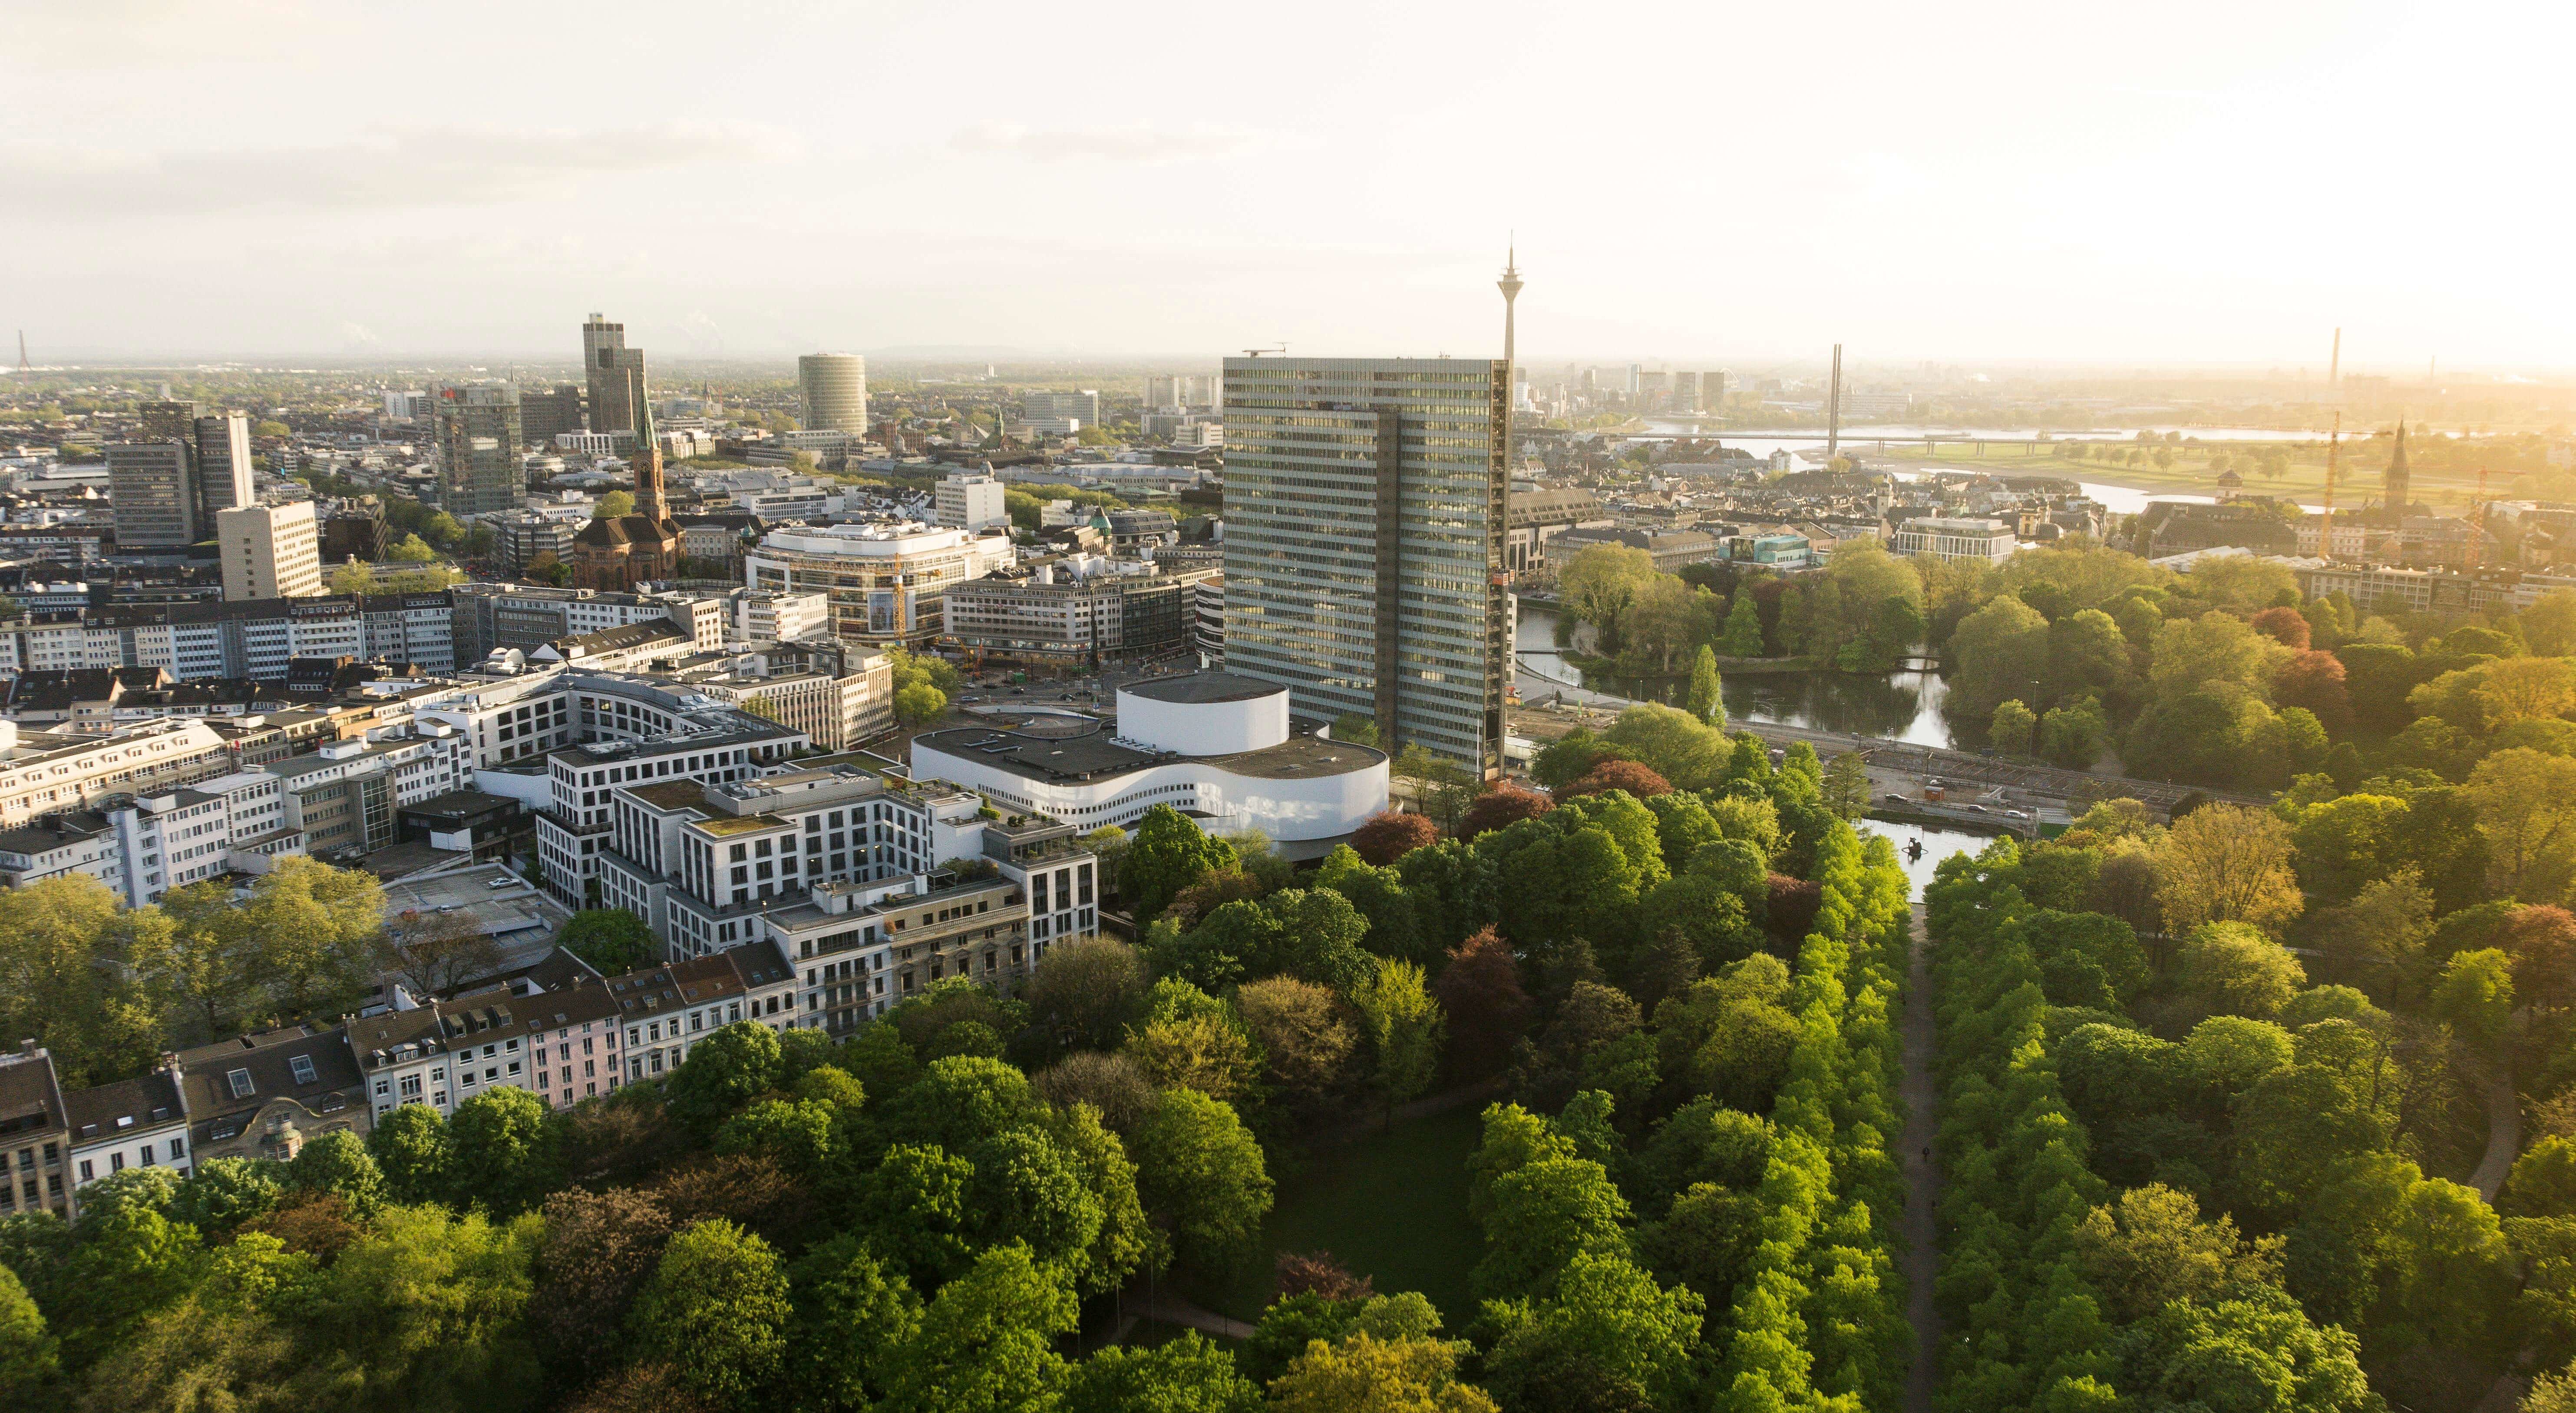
1853,818 -> 2003,898
1514,603 -> 1961,748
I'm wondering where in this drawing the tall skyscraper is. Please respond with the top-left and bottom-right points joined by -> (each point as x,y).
583,313 -> 648,445
107,441 -> 198,548
192,412 -> 254,529
1672,372 -> 1701,414
1222,357 -> 1509,774
435,382 -> 525,516
798,353 -> 869,432
218,501 -> 324,601
109,402 -> 253,549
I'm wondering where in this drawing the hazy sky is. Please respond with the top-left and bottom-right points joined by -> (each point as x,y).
7,0 -> 2569,370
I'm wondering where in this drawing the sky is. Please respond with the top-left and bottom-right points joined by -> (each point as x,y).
5,0 -> 2571,372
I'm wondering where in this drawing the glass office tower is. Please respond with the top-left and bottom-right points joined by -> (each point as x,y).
1220,357 -> 1509,774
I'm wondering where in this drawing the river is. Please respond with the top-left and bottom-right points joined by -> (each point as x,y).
1513,603 -> 1959,747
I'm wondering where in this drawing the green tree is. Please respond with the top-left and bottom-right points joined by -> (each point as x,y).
1601,702 -> 1728,790
1121,805 -> 1239,923
330,558 -> 377,596
629,1218 -> 789,1410
2177,922 -> 2306,1020
367,1103 -> 454,1204
387,532 -> 438,563
1948,593 -> 2051,726
1557,545 -> 1659,648
1473,1156 -> 1632,1299
1351,960 -> 1444,1121
894,682 -> 948,726
1820,751 -> 1870,820
288,1130 -> 386,1214
666,1019 -> 786,1130
879,1243 -> 1079,1413
0,1263 -> 52,1398
1990,698 -> 2037,754
171,1155 -> 285,1233
555,908 -> 659,974
447,1086 -> 562,1215
592,490 -> 636,519
786,1232 -> 921,1410
1330,711 -> 1380,748
281,1203 -> 540,1409
1062,1331 -> 1258,1413
1719,591 -> 1766,657
1269,1331 -> 1497,1413
1685,645 -> 1724,727
1132,1087 -> 1272,1271
1480,1250 -> 1704,1412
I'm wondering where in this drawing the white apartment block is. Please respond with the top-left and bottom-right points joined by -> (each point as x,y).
65,1061 -> 191,1196
734,590 -> 830,644
0,718 -> 235,827
0,593 -> 459,683
934,472 -> 1010,533
218,501 -> 326,602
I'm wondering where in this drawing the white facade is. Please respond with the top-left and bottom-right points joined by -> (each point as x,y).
912,740 -> 1388,851
1889,517 -> 2017,564
935,472 -> 1010,533
217,501 -> 326,602
1114,679 -> 1290,756
735,590 -> 830,644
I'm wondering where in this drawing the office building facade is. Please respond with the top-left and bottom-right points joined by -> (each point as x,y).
106,441 -> 200,548
435,383 -> 525,516
797,354 -> 869,433
934,471 -> 1008,532
217,501 -> 325,602
192,413 -> 255,530
583,313 -> 647,445
1220,357 -> 1510,774
520,383 -> 586,448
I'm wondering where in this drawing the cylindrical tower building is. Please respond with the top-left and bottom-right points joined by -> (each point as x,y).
798,353 -> 869,433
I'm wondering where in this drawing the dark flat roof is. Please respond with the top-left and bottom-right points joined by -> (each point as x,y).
1118,671 -> 1284,705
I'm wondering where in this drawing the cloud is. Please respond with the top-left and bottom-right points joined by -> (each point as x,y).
950,122 -> 1261,163
0,123 -> 803,217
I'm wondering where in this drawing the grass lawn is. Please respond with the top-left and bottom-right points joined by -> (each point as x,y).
1189,1103 -> 1487,1331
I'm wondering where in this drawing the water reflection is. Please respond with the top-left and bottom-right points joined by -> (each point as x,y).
1854,818 -> 1998,899
1513,603 -> 1960,748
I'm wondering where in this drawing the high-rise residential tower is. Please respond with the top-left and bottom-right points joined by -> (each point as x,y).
1221,357 -> 1510,774
435,382 -> 525,516
218,501 -> 324,601
520,382 -> 585,447
582,313 -> 648,445
798,353 -> 869,433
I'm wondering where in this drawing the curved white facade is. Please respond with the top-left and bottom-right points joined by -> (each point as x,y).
1115,682 -> 1288,756
909,742 -> 1388,857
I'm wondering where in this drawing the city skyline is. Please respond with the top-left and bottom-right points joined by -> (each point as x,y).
7,2 -> 2572,369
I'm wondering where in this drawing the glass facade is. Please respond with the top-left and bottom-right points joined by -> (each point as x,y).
1220,358 -> 1508,772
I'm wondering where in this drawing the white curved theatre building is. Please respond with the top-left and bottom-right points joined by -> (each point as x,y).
908,672 -> 1388,857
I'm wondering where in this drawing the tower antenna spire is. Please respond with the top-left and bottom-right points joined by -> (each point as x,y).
1497,238 -> 1524,473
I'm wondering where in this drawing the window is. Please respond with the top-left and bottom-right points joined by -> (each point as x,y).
289,1054 -> 318,1086
226,1068 -> 254,1099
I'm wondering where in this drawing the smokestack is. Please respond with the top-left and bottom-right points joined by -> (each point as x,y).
1826,344 -> 1843,460
2328,328 -> 2342,388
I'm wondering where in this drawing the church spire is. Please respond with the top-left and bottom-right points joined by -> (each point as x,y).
631,373 -> 668,523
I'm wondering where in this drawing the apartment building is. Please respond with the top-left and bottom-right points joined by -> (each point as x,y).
268,724 -> 472,857
217,501 -> 326,602
0,593 -> 459,682
449,583 -> 727,660
0,718 -> 236,826
348,974 -> 626,1118
65,1059 -> 191,1199
177,1024 -> 369,1165
0,1044 -> 70,1218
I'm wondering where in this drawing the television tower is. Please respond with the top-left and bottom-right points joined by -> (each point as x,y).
1826,343 -> 1844,459
13,331 -> 25,375
1497,240 -> 1523,452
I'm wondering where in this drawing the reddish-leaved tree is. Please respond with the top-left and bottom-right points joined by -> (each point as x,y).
1561,758 -> 1673,800
1431,927 -> 1532,1081
1347,810 -> 1441,866
1458,783 -> 1554,840
2250,605 -> 2312,649
2273,649 -> 2353,734
1766,874 -> 1823,945
2504,904 -> 2576,1012
1276,1249 -> 1376,1302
